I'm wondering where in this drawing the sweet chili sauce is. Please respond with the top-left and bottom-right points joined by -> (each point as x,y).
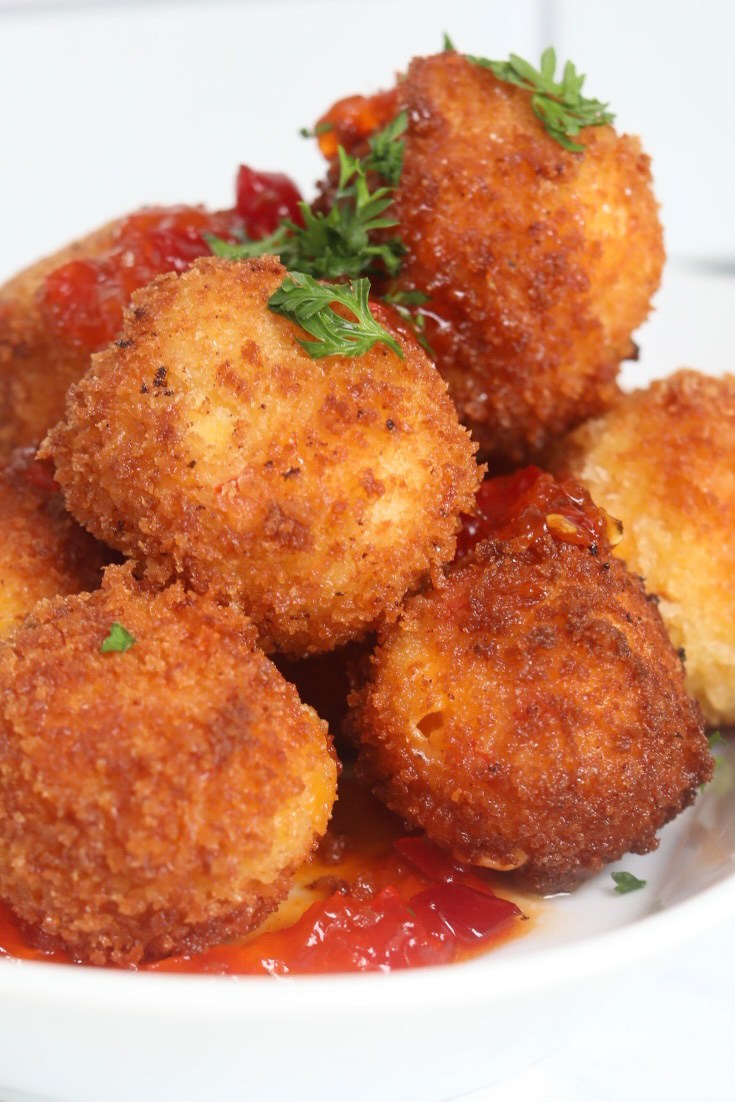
37,166 -> 303,353
314,88 -> 401,159
455,466 -> 623,562
0,777 -> 531,975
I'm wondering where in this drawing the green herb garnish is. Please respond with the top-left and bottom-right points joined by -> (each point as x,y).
268,272 -> 404,360
100,622 -> 136,654
709,730 -> 726,751
443,32 -> 456,51
463,45 -> 614,152
298,121 -> 334,139
611,870 -> 647,895
383,287 -> 433,356
207,112 -> 408,282
361,110 -> 407,187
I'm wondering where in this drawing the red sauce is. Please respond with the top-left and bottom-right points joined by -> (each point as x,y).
37,164 -> 303,353
38,205 -> 244,351
0,779 -> 530,974
456,466 -> 614,562
315,89 -> 401,158
235,166 -> 303,237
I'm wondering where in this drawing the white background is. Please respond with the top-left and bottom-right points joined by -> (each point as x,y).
0,3 -> 733,1100
0,0 -> 734,278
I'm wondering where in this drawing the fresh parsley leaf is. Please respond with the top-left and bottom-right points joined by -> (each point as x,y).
364,111 -> 408,186
466,47 -> 614,152
383,287 -> 434,356
611,870 -> 646,894
100,622 -> 136,654
268,272 -> 404,360
205,225 -> 290,261
382,289 -> 430,307
443,32 -> 456,51
207,113 -> 408,282
709,730 -> 726,751
299,121 -> 334,139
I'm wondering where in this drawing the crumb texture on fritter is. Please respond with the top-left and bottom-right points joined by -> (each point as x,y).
0,447 -> 109,639
0,564 -> 336,966
45,255 -> 481,654
318,51 -> 664,464
350,481 -> 711,894
552,370 -> 735,725
0,221 -> 118,458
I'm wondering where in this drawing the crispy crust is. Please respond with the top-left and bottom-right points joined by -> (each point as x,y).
0,446 -> 110,639
551,369 -> 735,725
350,523 -> 711,893
0,221 -> 120,457
318,52 -> 664,464
44,255 -> 482,654
0,564 -> 337,965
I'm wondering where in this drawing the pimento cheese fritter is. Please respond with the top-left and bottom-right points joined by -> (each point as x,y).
44,256 -> 481,655
551,370 -> 735,726
0,564 -> 337,966
0,447 -> 109,639
316,50 -> 664,465
350,472 -> 712,894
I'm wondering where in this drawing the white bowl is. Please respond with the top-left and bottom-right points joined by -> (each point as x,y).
0,731 -> 732,1102
1,6 -> 733,1098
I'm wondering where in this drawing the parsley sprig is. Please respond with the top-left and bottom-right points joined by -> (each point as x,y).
455,41 -> 614,152
100,622 -> 136,654
207,112 -> 408,281
611,870 -> 646,895
268,272 -> 403,360
383,287 -> 433,356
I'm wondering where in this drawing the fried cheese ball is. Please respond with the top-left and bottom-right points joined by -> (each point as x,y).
0,206 -> 242,458
0,446 -> 109,639
551,370 -> 735,726
350,471 -> 712,893
44,256 -> 481,654
316,50 -> 664,464
0,564 -> 336,966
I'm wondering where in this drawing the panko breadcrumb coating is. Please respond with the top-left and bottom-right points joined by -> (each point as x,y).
551,369 -> 735,726
0,447 -> 109,639
316,50 -> 664,464
44,255 -> 481,654
0,564 -> 337,966
0,221 -> 117,458
350,472 -> 711,893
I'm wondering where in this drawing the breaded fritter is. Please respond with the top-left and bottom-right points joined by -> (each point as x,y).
0,564 -> 337,966
0,447 -> 109,639
0,207 -> 241,457
316,51 -> 664,464
350,471 -> 711,893
551,369 -> 735,726
44,256 -> 481,654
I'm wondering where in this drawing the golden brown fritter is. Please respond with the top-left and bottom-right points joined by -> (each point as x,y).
551,370 -> 735,726
350,473 -> 711,894
316,51 -> 664,464
0,446 -> 109,639
0,564 -> 337,966
44,255 -> 482,655
0,221 -> 119,457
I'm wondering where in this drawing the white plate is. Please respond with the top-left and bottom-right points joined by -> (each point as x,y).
0,730 -> 732,1102
0,5 -> 734,1102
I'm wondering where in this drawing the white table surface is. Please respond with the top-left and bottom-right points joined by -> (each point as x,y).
457,918 -> 735,1102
